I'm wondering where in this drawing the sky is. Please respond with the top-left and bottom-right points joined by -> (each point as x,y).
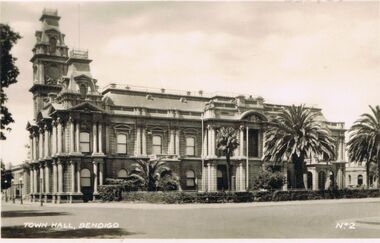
0,1 -> 379,165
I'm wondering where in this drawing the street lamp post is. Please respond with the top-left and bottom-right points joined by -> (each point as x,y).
40,178 -> 43,206
4,180 -> 8,202
19,178 -> 23,205
11,179 -> 15,204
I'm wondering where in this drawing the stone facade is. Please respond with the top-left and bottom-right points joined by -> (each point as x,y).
18,9 -> 349,203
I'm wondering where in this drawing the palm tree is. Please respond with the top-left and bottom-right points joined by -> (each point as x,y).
348,105 -> 380,189
263,105 -> 336,189
216,127 -> 239,191
128,159 -> 173,191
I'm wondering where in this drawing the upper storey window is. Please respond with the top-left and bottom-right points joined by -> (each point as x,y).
117,134 -> 127,154
80,84 -> 87,99
186,137 -> 195,156
80,132 -> 90,153
152,135 -> 162,155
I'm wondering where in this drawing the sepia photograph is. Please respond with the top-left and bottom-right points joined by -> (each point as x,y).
0,0 -> 379,241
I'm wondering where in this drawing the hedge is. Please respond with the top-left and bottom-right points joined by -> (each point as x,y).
98,186 -> 380,204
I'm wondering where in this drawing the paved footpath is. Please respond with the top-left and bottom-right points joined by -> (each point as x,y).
2,198 -> 380,238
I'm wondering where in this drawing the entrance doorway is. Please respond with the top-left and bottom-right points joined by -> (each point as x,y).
80,168 -> 93,202
307,171 -> 313,190
217,165 -> 228,191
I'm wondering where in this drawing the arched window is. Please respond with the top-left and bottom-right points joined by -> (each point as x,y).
117,169 -> 128,179
117,134 -> 127,154
49,37 -> 57,54
80,132 -> 90,153
152,135 -> 162,155
185,137 -> 195,156
186,170 -> 196,187
358,175 -> 363,185
80,168 -> 91,187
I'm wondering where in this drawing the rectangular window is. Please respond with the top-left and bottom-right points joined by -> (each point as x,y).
185,137 -> 195,156
152,135 -> 162,155
80,132 -> 90,153
117,134 -> 127,154
248,129 -> 259,157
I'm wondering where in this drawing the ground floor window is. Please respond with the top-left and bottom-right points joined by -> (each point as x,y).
80,168 -> 91,187
186,170 -> 196,187
357,175 -> 363,185
117,169 -> 128,179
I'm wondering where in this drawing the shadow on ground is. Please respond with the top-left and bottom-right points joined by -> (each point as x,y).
1,225 -> 136,238
2,210 -> 70,218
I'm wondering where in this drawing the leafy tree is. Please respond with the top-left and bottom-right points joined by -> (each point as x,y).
348,105 -> 380,189
1,160 -> 13,190
128,159 -> 176,191
216,127 -> 239,191
0,24 -> 21,140
263,105 -> 336,189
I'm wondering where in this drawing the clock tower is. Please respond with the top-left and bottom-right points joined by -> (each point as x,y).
30,9 -> 69,119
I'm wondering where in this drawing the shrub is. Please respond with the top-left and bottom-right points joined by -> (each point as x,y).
157,175 -> 180,191
98,185 -> 123,202
252,169 -> 285,190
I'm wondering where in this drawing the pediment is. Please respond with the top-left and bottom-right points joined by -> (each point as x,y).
68,102 -> 105,113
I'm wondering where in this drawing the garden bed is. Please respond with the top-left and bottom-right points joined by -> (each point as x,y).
98,185 -> 380,204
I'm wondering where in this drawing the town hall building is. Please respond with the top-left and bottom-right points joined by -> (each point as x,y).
16,9 -> 348,203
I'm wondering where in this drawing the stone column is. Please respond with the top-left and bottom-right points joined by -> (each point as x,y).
311,168 -> 318,191
29,135 -> 33,160
39,164 -> 44,193
207,163 -> 211,191
75,121 -> 80,152
69,117 -> 75,153
52,162 -> 57,196
239,163 -> 244,191
52,121 -> 57,155
210,127 -> 214,157
30,166 -> 34,196
175,129 -> 180,156
98,123 -> 103,154
203,129 -> 208,158
207,126 -> 212,157
201,165 -> 207,191
39,129 -> 44,159
45,162 -> 50,193
70,161 -> 75,203
34,166 -> 38,193
92,123 -> 97,154
142,128 -> 147,155
76,161 -> 81,193
33,133 -> 37,160
57,118 -> 62,154
283,163 -> 288,191
134,127 -> 141,155
99,163 -> 103,186
44,125 -> 49,158
168,130 -> 175,154
235,163 -> 240,191
93,162 -> 98,194
210,164 -> 217,191
239,126 -> 244,157
57,161 -> 63,202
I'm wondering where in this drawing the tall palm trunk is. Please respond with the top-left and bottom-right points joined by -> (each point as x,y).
293,154 -> 306,189
226,153 -> 231,191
